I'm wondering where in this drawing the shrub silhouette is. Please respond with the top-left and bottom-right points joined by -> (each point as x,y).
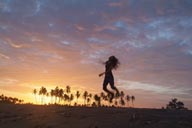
166,98 -> 187,110
0,94 -> 24,104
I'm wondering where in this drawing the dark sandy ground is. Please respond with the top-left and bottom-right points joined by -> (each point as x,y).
0,104 -> 192,128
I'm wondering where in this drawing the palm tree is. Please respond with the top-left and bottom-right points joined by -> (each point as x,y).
12,98 -> 18,104
83,91 -> 88,106
107,93 -> 113,105
0,94 -> 3,101
114,100 -> 118,107
63,94 -> 70,105
94,94 -> 101,107
87,98 -> 91,106
120,98 -> 125,107
39,87 -> 43,104
114,92 -> 120,107
100,92 -> 105,106
58,88 -> 64,104
39,86 -> 47,104
120,91 -> 125,98
66,85 -> 71,94
33,89 -> 37,104
69,94 -> 74,106
54,86 -> 59,104
46,92 -> 49,104
126,95 -> 130,107
88,93 -> 92,105
42,87 -> 47,104
88,93 -> 92,99
4,96 -> 8,103
75,91 -> 81,105
50,89 -> 55,104
131,96 -> 135,107
18,99 -> 23,104
92,102 -> 97,107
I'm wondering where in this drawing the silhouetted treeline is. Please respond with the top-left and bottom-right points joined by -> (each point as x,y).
33,86 -> 136,108
166,98 -> 188,110
0,94 -> 24,104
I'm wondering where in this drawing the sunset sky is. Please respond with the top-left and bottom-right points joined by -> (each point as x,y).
0,0 -> 192,109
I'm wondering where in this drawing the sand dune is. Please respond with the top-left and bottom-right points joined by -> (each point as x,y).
0,104 -> 192,128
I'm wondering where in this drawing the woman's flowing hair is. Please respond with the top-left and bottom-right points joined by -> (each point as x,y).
105,56 -> 120,70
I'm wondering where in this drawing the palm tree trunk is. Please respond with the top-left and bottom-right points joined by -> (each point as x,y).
35,95 -> 37,104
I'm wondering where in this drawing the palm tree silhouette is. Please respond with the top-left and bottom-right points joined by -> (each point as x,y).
126,95 -> 130,107
87,97 -> 91,106
39,86 -> 47,104
64,94 -> 70,105
43,87 -> 47,104
58,88 -> 64,104
114,100 -> 118,107
120,91 -> 125,99
114,92 -> 120,107
131,96 -> 135,107
0,94 -> 3,101
18,99 -> 23,104
75,91 -> 81,105
33,89 -> 37,104
92,102 -> 97,107
88,93 -> 92,99
88,93 -> 92,105
120,97 -> 125,107
42,87 -> 47,104
83,91 -> 88,106
32,84 -> 135,107
100,92 -> 105,106
66,85 -> 71,94
39,87 -> 43,104
69,94 -> 74,106
94,94 -> 101,107
54,86 -> 60,104
46,92 -> 50,104
107,93 -> 113,105
50,89 -> 55,104
65,85 -> 71,104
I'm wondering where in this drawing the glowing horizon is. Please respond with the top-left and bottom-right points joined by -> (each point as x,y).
0,0 -> 192,109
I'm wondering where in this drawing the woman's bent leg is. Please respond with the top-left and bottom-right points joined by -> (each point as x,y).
110,82 -> 120,96
103,81 -> 114,102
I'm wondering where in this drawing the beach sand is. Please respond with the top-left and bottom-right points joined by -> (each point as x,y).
0,104 -> 192,128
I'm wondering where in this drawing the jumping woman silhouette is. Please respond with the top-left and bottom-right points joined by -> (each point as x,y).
99,56 -> 120,102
